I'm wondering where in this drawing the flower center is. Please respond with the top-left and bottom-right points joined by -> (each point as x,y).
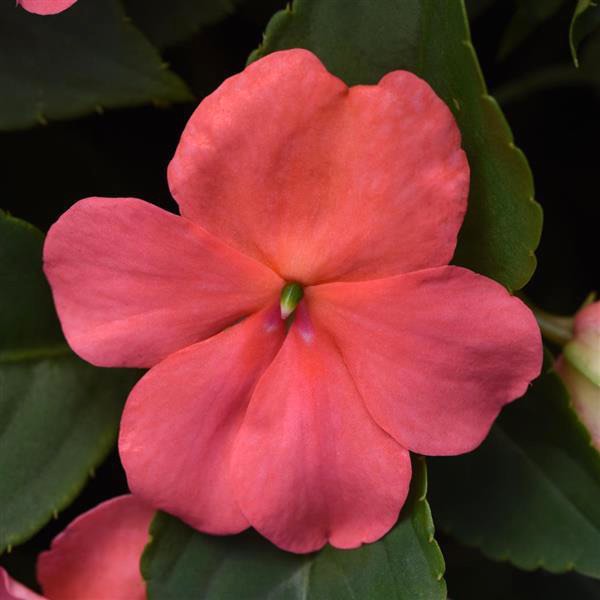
280,282 -> 304,320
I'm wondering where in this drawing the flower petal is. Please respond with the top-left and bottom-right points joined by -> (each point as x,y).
18,0 -> 78,15
44,197 -> 281,368
119,307 -> 285,535
37,495 -> 152,600
308,266 -> 542,455
0,569 -> 44,600
169,49 -> 468,284
231,319 -> 411,553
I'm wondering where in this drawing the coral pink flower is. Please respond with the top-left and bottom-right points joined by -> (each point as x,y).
16,0 -> 77,15
1,495 -> 152,599
556,300 -> 600,448
43,49 -> 542,553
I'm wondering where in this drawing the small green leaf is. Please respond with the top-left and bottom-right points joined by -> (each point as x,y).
0,212 -> 138,551
428,355 -> 600,577
123,0 -> 236,49
0,0 -> 192,131
250,0 -> 542,291
142,457 -> 446,599
570,0 -> 600,67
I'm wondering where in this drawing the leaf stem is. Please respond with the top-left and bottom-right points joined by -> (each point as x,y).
534,310 -> 574,347
523,300 -> 574,347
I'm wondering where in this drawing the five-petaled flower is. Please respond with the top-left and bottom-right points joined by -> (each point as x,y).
1,495 -> 152,599
44,49 -> 542,553
17,0 -> 77,15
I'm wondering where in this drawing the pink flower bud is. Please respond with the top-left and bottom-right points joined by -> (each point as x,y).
556,301 -> 600,448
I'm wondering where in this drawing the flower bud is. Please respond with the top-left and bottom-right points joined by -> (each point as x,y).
556,300 -> 600,448
280,282 -> 304,320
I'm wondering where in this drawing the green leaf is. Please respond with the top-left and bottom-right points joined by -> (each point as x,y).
0,213 -> 62,359
142,457 -> 446,599
428,356 -> 600,578
0,212 -> 139,551
123,0 -> 236,49
570,0 -> 600,67
0,0 -> 192,131
249,0 -> 542,291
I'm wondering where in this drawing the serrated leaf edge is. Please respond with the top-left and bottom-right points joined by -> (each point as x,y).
438,360 -> 600,578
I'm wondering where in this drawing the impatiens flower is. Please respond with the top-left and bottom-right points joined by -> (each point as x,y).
16,0 -> 77,15
1,495 -> 152,599
43,49 -> 542,553
556,300 -> 600,448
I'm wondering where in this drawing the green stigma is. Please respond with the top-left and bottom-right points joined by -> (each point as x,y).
280,282 -> 304,319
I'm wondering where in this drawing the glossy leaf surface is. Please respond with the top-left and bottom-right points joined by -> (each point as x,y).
429,358 -> 600,577
0,0 -> 191,130
0,213 -> 138,551
143,457 -> 446,600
